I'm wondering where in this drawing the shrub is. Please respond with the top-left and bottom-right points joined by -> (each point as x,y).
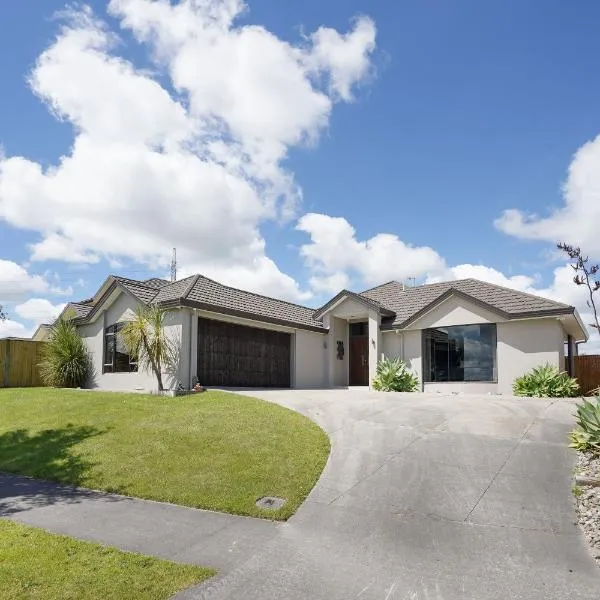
39,318 -> 91,388
569,397 -> 600,452
513,363 -> 580,398
372,356 -> 419,392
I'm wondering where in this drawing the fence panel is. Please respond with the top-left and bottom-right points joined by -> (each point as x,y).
0,339 -> 46,387
574,355 -> 600,395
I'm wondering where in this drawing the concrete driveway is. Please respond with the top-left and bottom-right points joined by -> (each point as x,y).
1,389 -> 599,599
187,389 -> 599,600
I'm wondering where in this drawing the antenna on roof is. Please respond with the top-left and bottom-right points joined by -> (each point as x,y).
407,276 -> 416,287
170,248 -> 177,282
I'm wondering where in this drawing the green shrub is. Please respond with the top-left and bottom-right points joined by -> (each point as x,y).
39,318 -> 91,388
372,356 -> 419,392
513,363 -> 580,398
569,397 -> 600,452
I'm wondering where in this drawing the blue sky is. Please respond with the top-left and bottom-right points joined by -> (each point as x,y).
1,0 -> 600,343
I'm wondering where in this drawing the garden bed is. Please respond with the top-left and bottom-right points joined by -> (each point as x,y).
575,451 -> 600,565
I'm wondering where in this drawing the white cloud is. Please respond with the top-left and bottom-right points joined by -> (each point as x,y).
307,17 -> 377,101
178,255 -> 311,302
14,298 -> 66,325
296,213 -> 445,292
309,272 -> 351,296
427,264 -> 540,293
0,1 -> 377,303
0,259 -> 50,302
0,319 -> 33,339
495,133 -> 600,255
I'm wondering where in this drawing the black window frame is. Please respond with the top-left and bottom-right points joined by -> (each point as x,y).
103,322 -> 138,374
423,323 -> 497,383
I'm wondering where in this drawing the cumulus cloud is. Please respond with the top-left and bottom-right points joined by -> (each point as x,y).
0,1 -> 377,302
495,133 -> 600,255
296,213 -> 446,292
0,319 -> 33,339
0,259 -> 51,302
427,264 -> 540,293
14,298 -> 66,325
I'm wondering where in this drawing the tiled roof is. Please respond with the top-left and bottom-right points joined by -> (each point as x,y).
114,277 -> 161,304
184,275 -> 324,330
142,278 -> 171,289
74,274 -> 324,331
69,302 -> 94,318
314,289 -> 395,320
360,278 -> 573,328
153,275 -> 198,303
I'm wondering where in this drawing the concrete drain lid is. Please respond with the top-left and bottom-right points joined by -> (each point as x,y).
256,496 -> 286,510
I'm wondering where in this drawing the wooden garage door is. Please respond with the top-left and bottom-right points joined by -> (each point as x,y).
197,317 -> 291,388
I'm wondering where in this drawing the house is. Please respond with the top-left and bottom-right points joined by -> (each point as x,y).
32,324 -> 52,341
62,274 -> 587,394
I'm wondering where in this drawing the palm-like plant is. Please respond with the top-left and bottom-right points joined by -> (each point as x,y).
372,356 -> 419,392
120,305 -> 173,391
39,318 -> 91,388
513,363 -> 580,398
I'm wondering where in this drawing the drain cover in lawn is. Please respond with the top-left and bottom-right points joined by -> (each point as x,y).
256,496 -> 286,510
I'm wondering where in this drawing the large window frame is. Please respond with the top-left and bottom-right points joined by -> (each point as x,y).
423,323 -> 497,383
103,322 -> 138,374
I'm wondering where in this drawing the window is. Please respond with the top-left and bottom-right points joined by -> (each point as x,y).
423,324 -> 497,383
103,323 -> 138,373
349,322 -> 368,337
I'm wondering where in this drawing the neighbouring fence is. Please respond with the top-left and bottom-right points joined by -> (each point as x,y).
574,355 -> 600,395
0,339 -> 46,387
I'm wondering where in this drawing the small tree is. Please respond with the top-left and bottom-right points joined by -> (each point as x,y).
120,305 -> 174,392
557,242 -> 600,334
39,318 -> 91,388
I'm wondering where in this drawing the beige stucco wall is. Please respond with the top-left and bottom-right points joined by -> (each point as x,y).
382,296 -> 566,395
404,295 -> 504,330
78,291 -> 187,392
367,309 -> 381,386
294,330 -> 327,388
381,330 -> 423,388
327,297 -> 370,320
327,316 -> 348,386
496,318 -> 566,394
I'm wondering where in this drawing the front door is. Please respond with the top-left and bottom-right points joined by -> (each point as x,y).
349,336 -> 369,386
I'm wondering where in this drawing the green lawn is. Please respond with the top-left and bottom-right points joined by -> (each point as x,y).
0,519 -> 214,600
0,388 -> 329,519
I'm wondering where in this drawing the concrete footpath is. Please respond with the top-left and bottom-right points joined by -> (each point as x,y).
2,390 -> 600,599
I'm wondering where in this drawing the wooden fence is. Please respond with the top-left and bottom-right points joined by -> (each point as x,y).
574,355 -> 600,395
0,339 -> 46,387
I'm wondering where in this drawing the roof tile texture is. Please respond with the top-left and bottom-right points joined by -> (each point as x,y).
360,278 -> 571,328
185,276 -> 323,329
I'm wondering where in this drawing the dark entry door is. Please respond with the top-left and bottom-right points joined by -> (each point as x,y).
349,336 -> 369,386
197,317 -> 291,388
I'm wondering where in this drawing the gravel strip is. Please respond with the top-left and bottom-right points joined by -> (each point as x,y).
575,451 -> 600,565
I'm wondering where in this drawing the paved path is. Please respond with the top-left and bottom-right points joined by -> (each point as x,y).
2,390 -> 599,599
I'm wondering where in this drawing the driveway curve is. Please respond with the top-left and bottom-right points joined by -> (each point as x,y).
1,389 -> 599,599
189,389 -> 600,600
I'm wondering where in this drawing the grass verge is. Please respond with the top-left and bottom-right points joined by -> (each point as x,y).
0,519 -> 213,600
0,388 -> 329,519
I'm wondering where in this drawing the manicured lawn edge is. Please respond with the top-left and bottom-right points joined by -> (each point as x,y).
0,389 -> 330,520
0,519 -> 214,600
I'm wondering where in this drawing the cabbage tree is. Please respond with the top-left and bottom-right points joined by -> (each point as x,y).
120,305 -> 174,392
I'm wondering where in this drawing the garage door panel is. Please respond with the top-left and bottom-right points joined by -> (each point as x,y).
197,318 -> 291,388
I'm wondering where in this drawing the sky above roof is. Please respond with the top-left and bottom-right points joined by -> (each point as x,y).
1,0 -> 599,350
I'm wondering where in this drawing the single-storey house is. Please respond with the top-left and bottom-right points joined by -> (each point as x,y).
58,274 -> 587,394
